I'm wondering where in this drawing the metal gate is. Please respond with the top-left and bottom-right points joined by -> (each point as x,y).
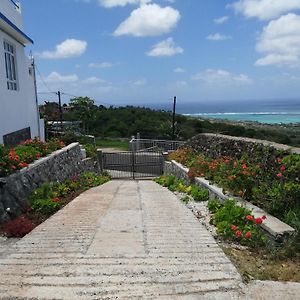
99,150 -> 164,179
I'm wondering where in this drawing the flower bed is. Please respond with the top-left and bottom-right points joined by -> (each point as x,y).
0,138 -> 65,177
169,148 -> 300,236
1,172 -> 110,237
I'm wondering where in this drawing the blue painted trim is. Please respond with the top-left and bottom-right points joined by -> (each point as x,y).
10,0 -> 20,9
0,11 -> 34,44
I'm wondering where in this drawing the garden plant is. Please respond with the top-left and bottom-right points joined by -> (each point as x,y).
0,138 -> 65,177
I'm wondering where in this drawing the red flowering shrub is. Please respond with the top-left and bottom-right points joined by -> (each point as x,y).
0,138 -> 65,177
209,199 -> 266,247
2,215 -> 34,237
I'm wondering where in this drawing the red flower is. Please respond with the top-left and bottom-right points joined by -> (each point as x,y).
35,153 -> 41,159
235,230 -> 242,237
262,215 -> 267,220
276,173 -> 283,178
18,162 -> 28,168
277,158 -> 282,163
280,165 -> 286,172
52,197 -> 60,203
242,170 -> 248,175
245,231 -> 252,239
11,165 -> 16,170
255,217 -> 263,225
246,215 -> 254,221
231,225 -> 238,231
242,164 -> 248,170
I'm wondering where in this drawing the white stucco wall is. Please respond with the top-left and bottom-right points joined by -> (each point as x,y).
0,29 -> 40,144
0,0 -> 23,29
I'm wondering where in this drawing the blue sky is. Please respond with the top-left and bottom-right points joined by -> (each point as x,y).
21,0 -> 300,109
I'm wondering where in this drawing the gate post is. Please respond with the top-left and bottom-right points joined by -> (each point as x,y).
131,151 -> 135,180
97,150 -> 103,174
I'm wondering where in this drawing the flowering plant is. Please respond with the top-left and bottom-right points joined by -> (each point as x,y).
0,138 -> 65,177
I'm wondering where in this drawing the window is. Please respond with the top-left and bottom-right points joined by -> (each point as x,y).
3,41 -> 18,91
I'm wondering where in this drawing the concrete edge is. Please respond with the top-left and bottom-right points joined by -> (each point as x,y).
168,160 -> 296,240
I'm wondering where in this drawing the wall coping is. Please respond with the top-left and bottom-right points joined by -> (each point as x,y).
170,160 -> 296,240
189,133 -> 300,154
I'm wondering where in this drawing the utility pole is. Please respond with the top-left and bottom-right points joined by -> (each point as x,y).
172,96 -> 177,140
30,56 -> 42,140
57,91 -> 63,132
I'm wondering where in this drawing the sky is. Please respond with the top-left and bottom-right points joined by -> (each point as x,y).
20,0 -> 300,110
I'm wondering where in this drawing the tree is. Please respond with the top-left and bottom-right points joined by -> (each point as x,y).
69,97 -> 97,134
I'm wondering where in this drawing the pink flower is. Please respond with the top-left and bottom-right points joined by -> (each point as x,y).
276,173 -> 283,178
245,231 -> 252,239
235,230 -> 242,237
231,225 -> 238,231
246,215 -> 254,221
255,218 -> 263,225
280,165 -> 286,172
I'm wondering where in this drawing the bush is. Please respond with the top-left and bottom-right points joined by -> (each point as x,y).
209,199 -> 266,247
31,198 -> 62,216
2,215 -> 34,237
190,185 -> 209,201
0,138 -> 65,177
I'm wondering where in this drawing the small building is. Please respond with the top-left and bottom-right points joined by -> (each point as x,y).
0,0 -> 43,146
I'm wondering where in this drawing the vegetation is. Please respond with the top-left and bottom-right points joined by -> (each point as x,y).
40,99 -> 300,146
154,175 -> 209,202
208,199 -> 266,247
169,148 -> 300,241
96,138 -> 130,150
1,172 -> 110,237
0,138 -> 65,177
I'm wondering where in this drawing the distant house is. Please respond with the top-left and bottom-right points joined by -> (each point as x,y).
0,0 -> 43,146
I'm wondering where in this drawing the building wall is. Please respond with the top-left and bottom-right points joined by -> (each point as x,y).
0,1 -> 40,145
0,0 -> 23,30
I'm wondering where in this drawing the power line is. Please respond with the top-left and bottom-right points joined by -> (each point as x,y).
35,65 -> 55,94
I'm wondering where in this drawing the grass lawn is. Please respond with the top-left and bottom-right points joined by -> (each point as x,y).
96,139 -> 130,151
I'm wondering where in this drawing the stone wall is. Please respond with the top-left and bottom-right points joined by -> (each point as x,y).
0,143 -> 98,224
184,133 -> 300,167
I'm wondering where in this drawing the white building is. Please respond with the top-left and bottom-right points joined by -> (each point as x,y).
0,0 -> 43,146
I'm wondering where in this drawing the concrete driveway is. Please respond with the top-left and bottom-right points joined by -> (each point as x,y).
0,180 -> 298,299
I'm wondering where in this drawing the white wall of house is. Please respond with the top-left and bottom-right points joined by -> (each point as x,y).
0,1 -> 23,29
0,0 -> 42,145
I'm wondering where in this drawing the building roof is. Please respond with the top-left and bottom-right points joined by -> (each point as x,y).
0,11 -> 33,45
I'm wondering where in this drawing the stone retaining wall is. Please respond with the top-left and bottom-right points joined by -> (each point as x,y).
0,143 -> 98,224
164,160 -> 295,242
183,133 -> 300,167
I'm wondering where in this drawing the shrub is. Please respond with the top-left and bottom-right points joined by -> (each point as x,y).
190,185 -> 209,201
2,215 -> 34,237
31,198 -> 62,216
209,199 -> 266,247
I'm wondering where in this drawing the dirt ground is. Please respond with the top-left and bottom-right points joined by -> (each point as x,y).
221,244 -> 300,283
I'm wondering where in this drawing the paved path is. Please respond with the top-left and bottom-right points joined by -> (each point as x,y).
0,181 -> 265,299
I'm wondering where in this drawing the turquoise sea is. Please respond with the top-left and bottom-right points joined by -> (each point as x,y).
185,112 -> 300,124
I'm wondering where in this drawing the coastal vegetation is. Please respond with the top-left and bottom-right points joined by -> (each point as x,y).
40,98 -> 300,147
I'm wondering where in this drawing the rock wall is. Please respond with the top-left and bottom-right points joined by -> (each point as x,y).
183,133 -> 300,170
0,143 -> 98,224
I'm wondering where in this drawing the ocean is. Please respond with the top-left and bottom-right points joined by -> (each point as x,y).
184,112 -> 300,124
150,99 -> 300,125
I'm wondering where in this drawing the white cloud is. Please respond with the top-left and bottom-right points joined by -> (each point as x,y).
114,4 -> 180,37
82,77 -> 108,84
98,0 -> 151,8
174,67 -> 186,73
207,33 -> 232,41
230,0 -> 300,20
133,79 -> 147,86
44,72 -> 79,83
38,39 -> 87,59
193,69 -> 252,85
88,62 -> 113,68
214,16 -> 229,24
255,13 -> 300,67
146,38 -> 183,57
